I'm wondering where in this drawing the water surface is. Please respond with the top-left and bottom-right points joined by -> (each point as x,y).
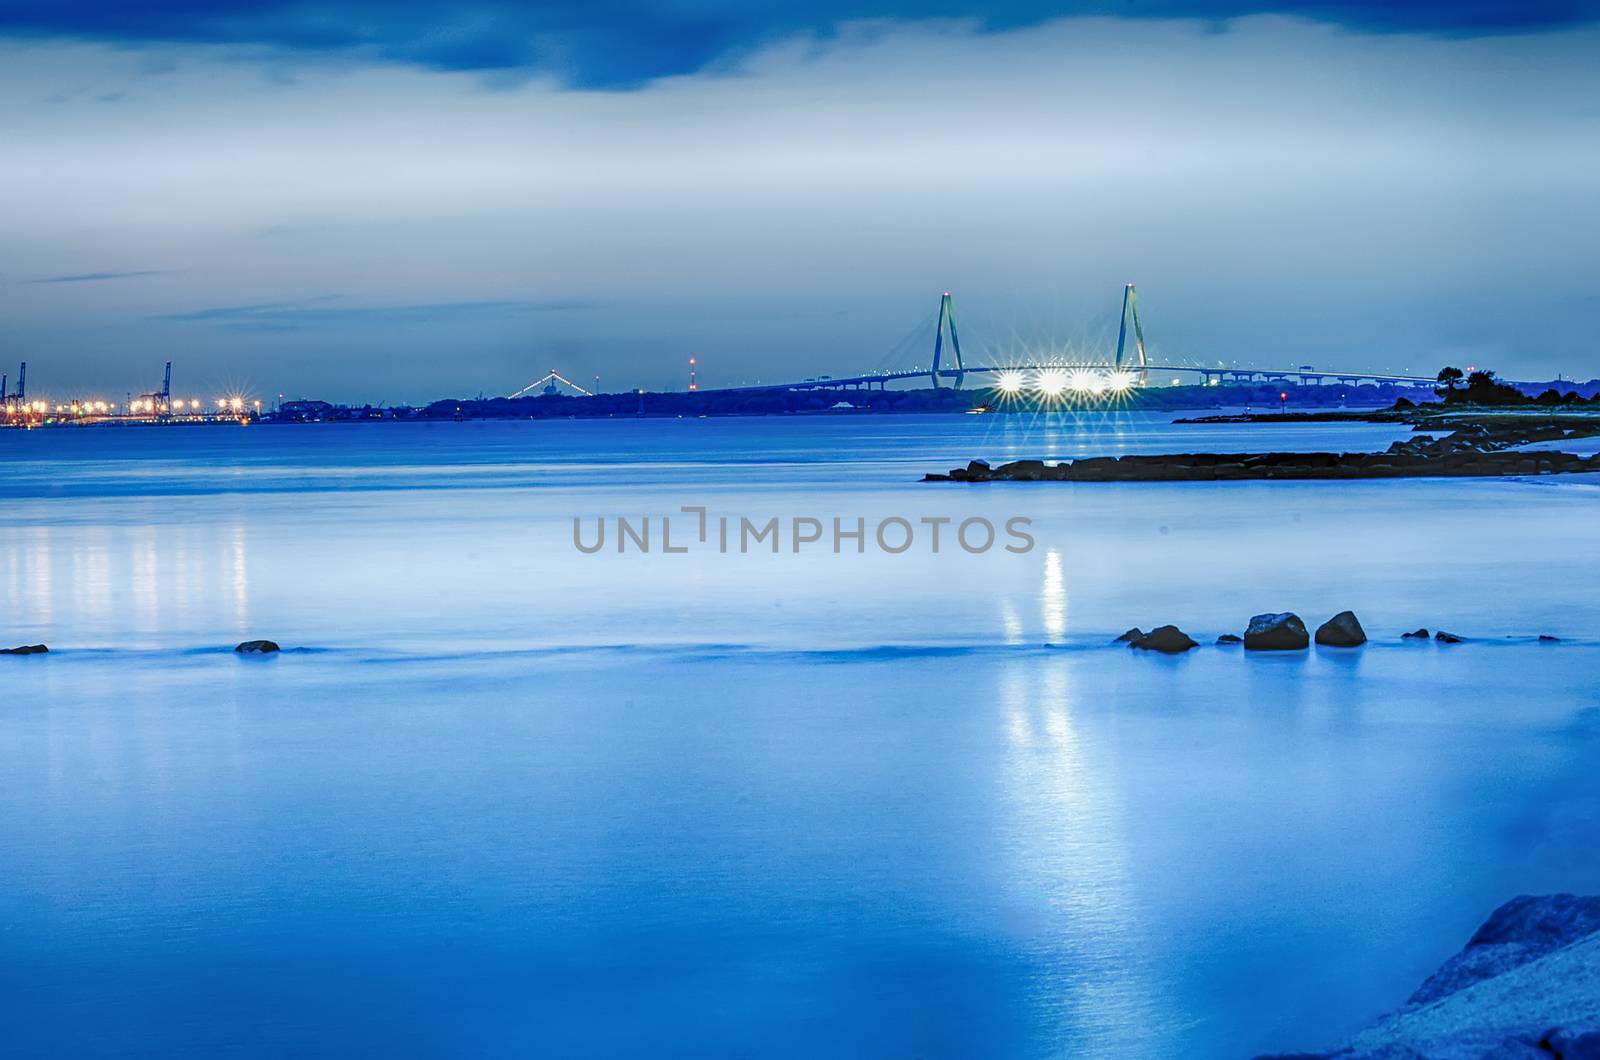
3,414 -> 1598,1057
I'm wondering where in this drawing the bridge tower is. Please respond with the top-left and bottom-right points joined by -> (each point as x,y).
1114,284 -> 1149,386
930,292 -> 965,388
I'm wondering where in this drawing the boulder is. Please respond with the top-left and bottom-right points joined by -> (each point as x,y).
1130,625 -> 1198,654
1435,630 -> 1463,644
1260,894 -> 1600,1060
1244,612 -> 1309,651
234,640 -> 281,654
1216,633 -> 1243,644
1314,610 -> 1367,647
2,644 -> 49,655
1401,628 -> 1430,640
1407,894 -> 1600,1008
1115,627 -> 1145,644
1539,634 -> 1561,643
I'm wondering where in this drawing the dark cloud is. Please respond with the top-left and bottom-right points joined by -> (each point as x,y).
26,270 -> 165,283
152,298 -> 589,331
0,2 -> 1594,88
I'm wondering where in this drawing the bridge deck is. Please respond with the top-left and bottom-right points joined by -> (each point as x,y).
750,364 -> 1438,392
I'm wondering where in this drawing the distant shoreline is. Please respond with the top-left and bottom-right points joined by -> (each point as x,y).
4,381 -> 1431,429
926,410 -> 1600,483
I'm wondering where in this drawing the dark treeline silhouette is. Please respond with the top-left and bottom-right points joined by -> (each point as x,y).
1429,366 -> 1598,408
262,374 -> 1600,423
414,381 -> 1435,420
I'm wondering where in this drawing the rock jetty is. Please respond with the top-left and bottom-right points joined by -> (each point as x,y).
925,421 -> 1600,482
926,447 -> 1600,482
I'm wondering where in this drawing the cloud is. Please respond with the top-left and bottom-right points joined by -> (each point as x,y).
26,269 -> 164,283
151,298 -> 590,331
2,14 -> 1595,396
0,2 -> 1594,88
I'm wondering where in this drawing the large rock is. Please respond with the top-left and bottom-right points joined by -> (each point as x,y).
1130,625 -> 1198,654
1217,633 -> 1243,645
1115,627 -> 1145,643
1314,611 -> 1367,647
1244,612 -> 1309,651
1408,894 -> 1600,1008
1402,628 -> 1430,640
1435,630 -> 1463,644
1258,895 -> 1600,1060
234,640 -> 281,654
2,644 -> 48,655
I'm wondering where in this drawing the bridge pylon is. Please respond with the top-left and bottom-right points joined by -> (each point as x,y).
1114,283 -> 1149,386
930,291 -> 965,388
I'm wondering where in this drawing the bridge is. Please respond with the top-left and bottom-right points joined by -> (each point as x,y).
738,285 -> 1440,395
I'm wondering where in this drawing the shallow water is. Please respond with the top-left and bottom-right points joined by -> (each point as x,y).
3,414 -> 1599,1057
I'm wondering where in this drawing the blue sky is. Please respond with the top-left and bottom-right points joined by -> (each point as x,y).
2,2 -> 1597,400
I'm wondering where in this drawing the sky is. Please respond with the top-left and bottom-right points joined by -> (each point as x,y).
1,1 -> 1597,402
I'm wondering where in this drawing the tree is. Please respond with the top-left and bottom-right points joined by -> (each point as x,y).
1467,369 -> 1497,390
1436,366 -> 1464,390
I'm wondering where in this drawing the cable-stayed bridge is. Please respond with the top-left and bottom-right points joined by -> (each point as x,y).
740,285 -> 1439,395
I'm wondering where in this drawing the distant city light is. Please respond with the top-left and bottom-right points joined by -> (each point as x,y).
997,371 -> 1024,393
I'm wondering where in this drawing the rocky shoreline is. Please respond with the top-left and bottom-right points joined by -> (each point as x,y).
925,419 -> 1600,483
1260,894 -> 1600,1059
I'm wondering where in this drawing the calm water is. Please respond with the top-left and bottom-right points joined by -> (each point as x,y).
3,414 -> 1599,1057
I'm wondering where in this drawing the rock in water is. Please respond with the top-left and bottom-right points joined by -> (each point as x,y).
1314,610 -> 1367,647
1244,612 -> 1309,651
1402,628 -> 1430,640
1540,634 -> 1561,643
2,644 -> 49,655
1115,628 -> 1145,643
1217,634 -> 1243,645
1435,630 -> 1463,644
1130,626 -> 1198,653
234,640 -> 281,654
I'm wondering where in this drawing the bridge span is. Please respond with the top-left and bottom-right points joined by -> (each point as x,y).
769,363 -> 1439,393
736,286 -> 1438,395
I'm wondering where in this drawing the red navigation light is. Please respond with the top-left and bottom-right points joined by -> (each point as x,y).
1280,392 -> 1288,400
